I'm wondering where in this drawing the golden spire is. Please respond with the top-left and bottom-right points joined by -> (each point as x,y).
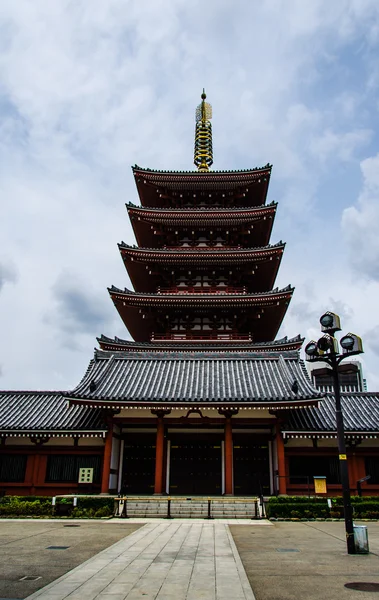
194,89 -> 213,172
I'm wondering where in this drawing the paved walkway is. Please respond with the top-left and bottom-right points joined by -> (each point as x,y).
26,521 -> 257,600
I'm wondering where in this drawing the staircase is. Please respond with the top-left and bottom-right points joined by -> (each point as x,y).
114,497 -> 263,519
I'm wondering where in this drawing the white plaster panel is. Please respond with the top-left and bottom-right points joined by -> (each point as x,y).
109,473 -> 118,490
77,437 -> 104,447
358,439 -> 379,448
116,407 -> 276,420
110,435 -> 121,470
286,439 -> 313,448
5,437 -> 74,447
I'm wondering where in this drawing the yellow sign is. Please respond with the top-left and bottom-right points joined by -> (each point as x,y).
314,477 -> 327,494
339,454 -> 347,460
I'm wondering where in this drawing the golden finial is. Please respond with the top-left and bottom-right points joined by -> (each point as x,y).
194,89 -> 213,172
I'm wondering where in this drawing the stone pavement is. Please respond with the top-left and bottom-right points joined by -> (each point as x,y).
25,520 -> 259,600
0,519 -> 142,599
230,520 -> 379,600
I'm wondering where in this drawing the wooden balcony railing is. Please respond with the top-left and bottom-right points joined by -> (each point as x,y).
162,245 -> 242,250
157,286 -> 247,295
151,333 -> 252,342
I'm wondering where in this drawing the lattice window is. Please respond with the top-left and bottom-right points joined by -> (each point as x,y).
0,454 -> 27,482
289,456 -> 340,484
364,457 -> 379,485
45,455 -> 101,483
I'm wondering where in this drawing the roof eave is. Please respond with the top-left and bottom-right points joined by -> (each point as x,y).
282,430 -> 379,438
67,397 -> 321,410
0,429 -> 107,437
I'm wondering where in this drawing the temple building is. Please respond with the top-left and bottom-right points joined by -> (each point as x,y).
1,92 -> 379,498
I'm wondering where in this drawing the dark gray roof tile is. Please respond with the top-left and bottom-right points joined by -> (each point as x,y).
0,391 -> 106,435
283,394 -> 379,433
65,350 -> 322,406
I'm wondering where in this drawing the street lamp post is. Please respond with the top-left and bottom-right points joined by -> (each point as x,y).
305,311 -> 364,555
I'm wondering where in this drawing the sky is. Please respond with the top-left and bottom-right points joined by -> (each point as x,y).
1,0 -> 379,391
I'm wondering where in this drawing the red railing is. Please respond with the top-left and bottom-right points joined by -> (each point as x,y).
157,286 -> 247,295
162,245 -> 242,250
151,333 -> 252,342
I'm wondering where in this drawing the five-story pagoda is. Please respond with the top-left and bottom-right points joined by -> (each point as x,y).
102,91 -> 296,351
67,91 -> 321,497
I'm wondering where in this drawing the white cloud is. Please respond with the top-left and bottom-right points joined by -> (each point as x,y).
0,260 -> 17,292
309,128 -> 372,163
1,0 -> 379,391
342,154 -> 379,281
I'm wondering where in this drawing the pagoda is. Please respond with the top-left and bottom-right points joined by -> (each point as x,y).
101,91 -> 298,352
2,92 -> 379,501
69,90 -> 319,498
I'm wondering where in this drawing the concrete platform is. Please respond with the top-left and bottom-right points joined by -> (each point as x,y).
25,521 -> 258,600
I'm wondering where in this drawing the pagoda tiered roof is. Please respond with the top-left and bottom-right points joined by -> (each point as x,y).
65,348 -> 322,409
132,165 -> 272,207
127,202 -> 276,247
97,334 -> 304,353
119,242 -> 284,293
127,202 -> 276,223
119,241 -> 284,262
108,285 -> 294,343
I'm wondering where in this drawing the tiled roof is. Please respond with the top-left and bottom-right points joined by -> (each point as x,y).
132,165 -> 272,175
0,391 -> 106,436
126,201 -> 277,209
65,349 -> 323,408
118,241 -> 284,258
109,284 -> 293,303
283,393 -> 379,435
126,202 -> 277,217
132,166 -> 272,194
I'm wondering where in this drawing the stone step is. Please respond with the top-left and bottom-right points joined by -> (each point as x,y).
114,498 -> 262,519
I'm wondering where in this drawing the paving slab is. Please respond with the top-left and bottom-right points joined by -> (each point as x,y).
231,520 -> 379,600
0,520 -> 142,599
24,521 -> 256,600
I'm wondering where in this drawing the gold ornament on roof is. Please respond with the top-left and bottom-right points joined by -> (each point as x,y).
194,89 -> 213,172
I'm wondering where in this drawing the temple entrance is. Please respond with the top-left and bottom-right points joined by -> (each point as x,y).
122,433 -> 156,495
169,434 -> 222,495
233,435 -> 270,496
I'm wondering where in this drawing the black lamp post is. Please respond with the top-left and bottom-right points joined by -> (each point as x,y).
305,311 -> 364,555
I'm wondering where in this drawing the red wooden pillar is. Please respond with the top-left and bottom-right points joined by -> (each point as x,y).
348,452 -> 357,492
224,416 -> 233,495
154,416 -> 165,494
25,455 -> 35,486
219,409 -> 238,496
31,454 -> 40,494
152,410 -> 170,495
101,423 -> 113,494
276,423 -> 287,495
349,450 -> 365,493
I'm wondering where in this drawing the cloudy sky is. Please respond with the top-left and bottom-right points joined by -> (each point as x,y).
1,0 -> 379,391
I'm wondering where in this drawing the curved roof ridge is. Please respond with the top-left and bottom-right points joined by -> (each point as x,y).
118,241 -> 285,253
126,201 -> 277,211
108,285 -> 294,297
132,164 -> 272,175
